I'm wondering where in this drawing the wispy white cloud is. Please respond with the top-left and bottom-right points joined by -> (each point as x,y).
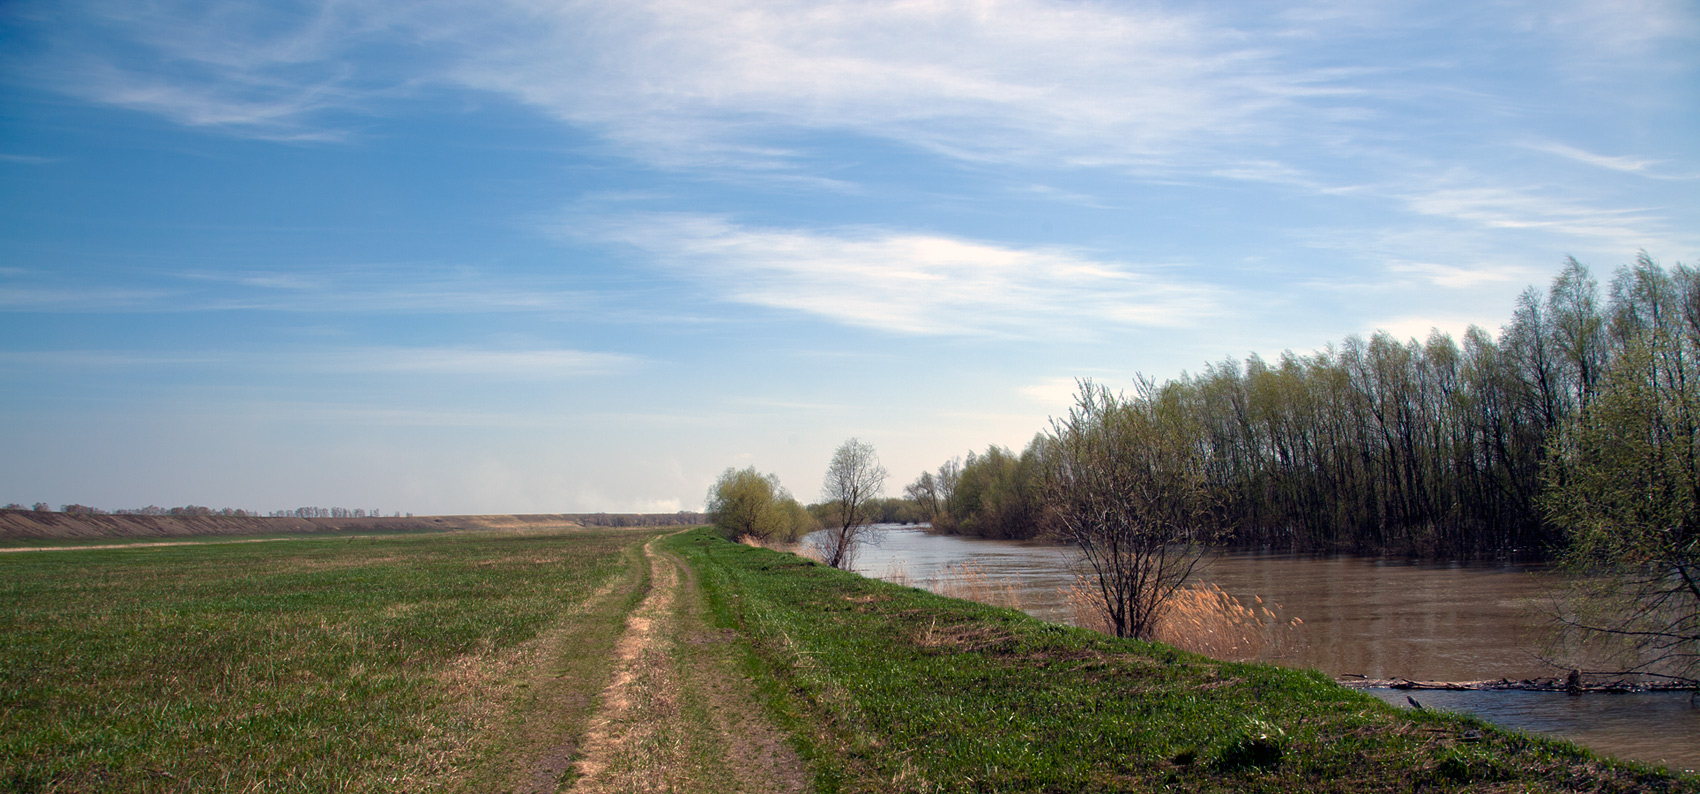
0,346 -> 638,379
309,347 -> 636,377
1385,261 -> 1522,289
224,402 -> 550,428
197,284 -> 593,314
0,350 -> 224,368
1018,377 -> 1082,408
1527,141 -> 1658,174
20,0 -> 1696,200
728,397 -> 847,414
14,0 -> 409,139
0,286 -> 181,310
445,0 -> 1343,172
575,213 -> 1224,338
1371,315 -> 1495,345
16,0 -> 1365,172
0,265 -> 599,314
68,60 -> 354,142
1401,184 -> 1674,246
1526,140 -> 1696,180
176,270 -> 328,291
1512,0 -> 1700,70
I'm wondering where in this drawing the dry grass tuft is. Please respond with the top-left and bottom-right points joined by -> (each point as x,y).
913,618 -> 1016,653
1153,583 -> 1304,661
928,560 -> 1024,611
1063,577 -> 1116,635
881,560 -> 913,587
1064,577 -> 1304,662
791,541 -> 826,564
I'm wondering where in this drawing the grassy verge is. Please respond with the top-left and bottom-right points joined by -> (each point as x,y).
668,528 -> 1698,793
0,527 -> 660,792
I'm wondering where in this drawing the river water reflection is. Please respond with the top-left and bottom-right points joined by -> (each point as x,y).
832,525 -> 1699,772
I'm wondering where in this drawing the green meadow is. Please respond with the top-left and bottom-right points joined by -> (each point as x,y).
0,528 -> 658,792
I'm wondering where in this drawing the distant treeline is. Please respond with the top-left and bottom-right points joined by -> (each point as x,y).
910,253 -> 1699,559
5,504 -> 404,518
1,505 -> 707,527
805,497 -> 926,527
569,512 -> 707,527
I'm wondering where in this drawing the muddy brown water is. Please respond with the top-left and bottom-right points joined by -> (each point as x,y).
827,525 -> 1700,773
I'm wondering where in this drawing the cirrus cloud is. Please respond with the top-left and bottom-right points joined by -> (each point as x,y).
574,213 -> 1223,338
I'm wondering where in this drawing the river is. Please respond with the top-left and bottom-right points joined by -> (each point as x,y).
825,525 -> 1699,773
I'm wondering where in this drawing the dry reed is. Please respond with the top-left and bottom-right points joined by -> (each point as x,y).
927,560 -> 1024,611
882,560 -> 914,587
1063,577 -> 1304,662
792,540 -> 826,564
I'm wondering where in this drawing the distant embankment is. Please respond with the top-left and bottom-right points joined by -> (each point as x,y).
0,509 -> 706,541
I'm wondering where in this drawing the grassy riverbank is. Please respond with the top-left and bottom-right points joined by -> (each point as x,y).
671,529 -> 1697,793
7,523 -> 1694,792
0,527 -> 660,792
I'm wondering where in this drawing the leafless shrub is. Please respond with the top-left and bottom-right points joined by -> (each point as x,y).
1043,379 -> 1216,639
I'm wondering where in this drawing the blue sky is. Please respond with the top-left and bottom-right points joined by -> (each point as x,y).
2,0 -> 1696,515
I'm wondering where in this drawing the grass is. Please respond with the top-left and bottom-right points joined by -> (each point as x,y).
0,528 -> 453,549
669,528 -> 1699,793
0,527 -> 660,792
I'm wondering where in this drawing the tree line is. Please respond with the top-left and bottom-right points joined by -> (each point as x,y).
911,253 -> 1698,562
1,504 -> 406,518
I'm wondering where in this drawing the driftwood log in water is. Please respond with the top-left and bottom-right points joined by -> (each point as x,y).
1336,672 -> 1697,694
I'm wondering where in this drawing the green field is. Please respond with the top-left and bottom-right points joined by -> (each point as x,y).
0,528 -> 660,792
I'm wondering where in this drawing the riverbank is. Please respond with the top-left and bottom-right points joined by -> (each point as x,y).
672,528 -> 1697,791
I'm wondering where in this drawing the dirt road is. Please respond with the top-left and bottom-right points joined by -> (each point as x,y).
552,537 -> 809,794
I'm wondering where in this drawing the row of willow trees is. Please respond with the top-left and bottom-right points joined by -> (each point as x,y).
909,253 -> 1699,559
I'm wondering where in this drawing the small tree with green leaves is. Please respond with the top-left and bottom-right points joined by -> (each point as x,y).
1540,260 -> 1699,684
706,467 -> 814,542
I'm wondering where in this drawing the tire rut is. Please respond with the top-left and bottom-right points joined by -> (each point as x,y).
564,538 -> 808,794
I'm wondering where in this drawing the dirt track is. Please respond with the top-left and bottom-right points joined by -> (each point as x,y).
563,537 -> 809,794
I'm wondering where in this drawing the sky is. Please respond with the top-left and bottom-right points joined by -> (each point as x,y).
1,0 -> 1696,515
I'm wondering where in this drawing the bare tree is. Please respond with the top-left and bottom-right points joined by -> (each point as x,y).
905,471 -> 940,520
905,457 -> 963,528
1043,379 -> 1215,639
815,438 -> 888,569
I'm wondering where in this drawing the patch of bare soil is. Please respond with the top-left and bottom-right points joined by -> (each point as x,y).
564,540 -> 809,794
